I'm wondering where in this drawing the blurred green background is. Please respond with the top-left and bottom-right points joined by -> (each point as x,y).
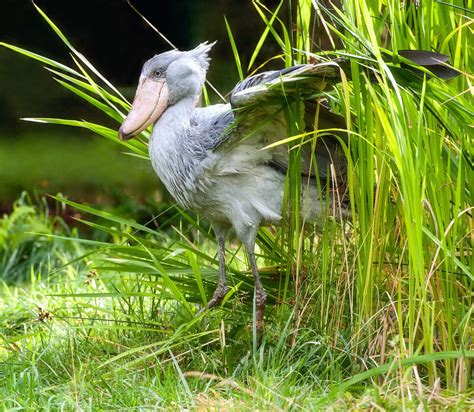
0,0 -> 281,212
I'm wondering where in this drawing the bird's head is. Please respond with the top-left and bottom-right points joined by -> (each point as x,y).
118,42 -> 215,141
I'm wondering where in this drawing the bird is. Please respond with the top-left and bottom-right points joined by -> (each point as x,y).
118,42 -> 457,331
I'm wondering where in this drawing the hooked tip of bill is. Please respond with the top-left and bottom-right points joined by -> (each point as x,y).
118,126 -> 132,141
117,124 -> 138,142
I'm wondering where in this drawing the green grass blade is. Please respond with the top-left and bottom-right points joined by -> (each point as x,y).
224,15 -> 244,80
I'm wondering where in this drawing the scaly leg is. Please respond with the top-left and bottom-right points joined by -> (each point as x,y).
245,244 -> 267,335
197,224 -> 229,314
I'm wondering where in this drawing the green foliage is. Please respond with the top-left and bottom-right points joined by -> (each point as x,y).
0,0 -> 472,408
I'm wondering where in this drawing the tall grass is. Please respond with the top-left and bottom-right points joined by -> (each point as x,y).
1,0 -> 472,407
321,0 -> 473,392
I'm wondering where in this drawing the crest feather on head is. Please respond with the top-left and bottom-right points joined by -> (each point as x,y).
187,41 -> 216,71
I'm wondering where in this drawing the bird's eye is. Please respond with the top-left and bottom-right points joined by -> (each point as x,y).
154,69 -> 163,77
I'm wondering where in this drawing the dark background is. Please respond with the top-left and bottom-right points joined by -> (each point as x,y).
0,0 -> 284,130
0,0 -> 283,210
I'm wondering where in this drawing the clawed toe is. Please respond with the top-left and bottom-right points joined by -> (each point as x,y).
196,284 -> 230,316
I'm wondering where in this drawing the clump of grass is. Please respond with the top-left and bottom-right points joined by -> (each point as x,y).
0,192 -> 78,283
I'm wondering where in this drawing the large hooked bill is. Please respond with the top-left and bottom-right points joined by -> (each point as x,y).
118,76 -> 168,141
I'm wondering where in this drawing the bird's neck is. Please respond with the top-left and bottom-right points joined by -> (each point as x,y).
154,96 -> 197,139
148,96 -> 200,208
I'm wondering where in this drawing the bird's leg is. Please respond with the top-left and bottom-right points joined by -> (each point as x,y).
208,230 -> 230,307
198,225 -> 229,314
245,244 -> 267,335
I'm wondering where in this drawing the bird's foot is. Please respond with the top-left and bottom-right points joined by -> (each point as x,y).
196,284 -> 230,316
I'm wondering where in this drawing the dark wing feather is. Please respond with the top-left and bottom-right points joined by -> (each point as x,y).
230,61 -> 342,107
230,64 -> 307,103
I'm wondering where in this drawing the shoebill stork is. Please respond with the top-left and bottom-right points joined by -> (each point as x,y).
118,43 -> 457,329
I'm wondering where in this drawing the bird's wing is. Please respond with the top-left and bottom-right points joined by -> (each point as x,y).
207,49 -> 456,180
203,62 -> 347,184
229,61 -> 342,107
190,103 -> 236,155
